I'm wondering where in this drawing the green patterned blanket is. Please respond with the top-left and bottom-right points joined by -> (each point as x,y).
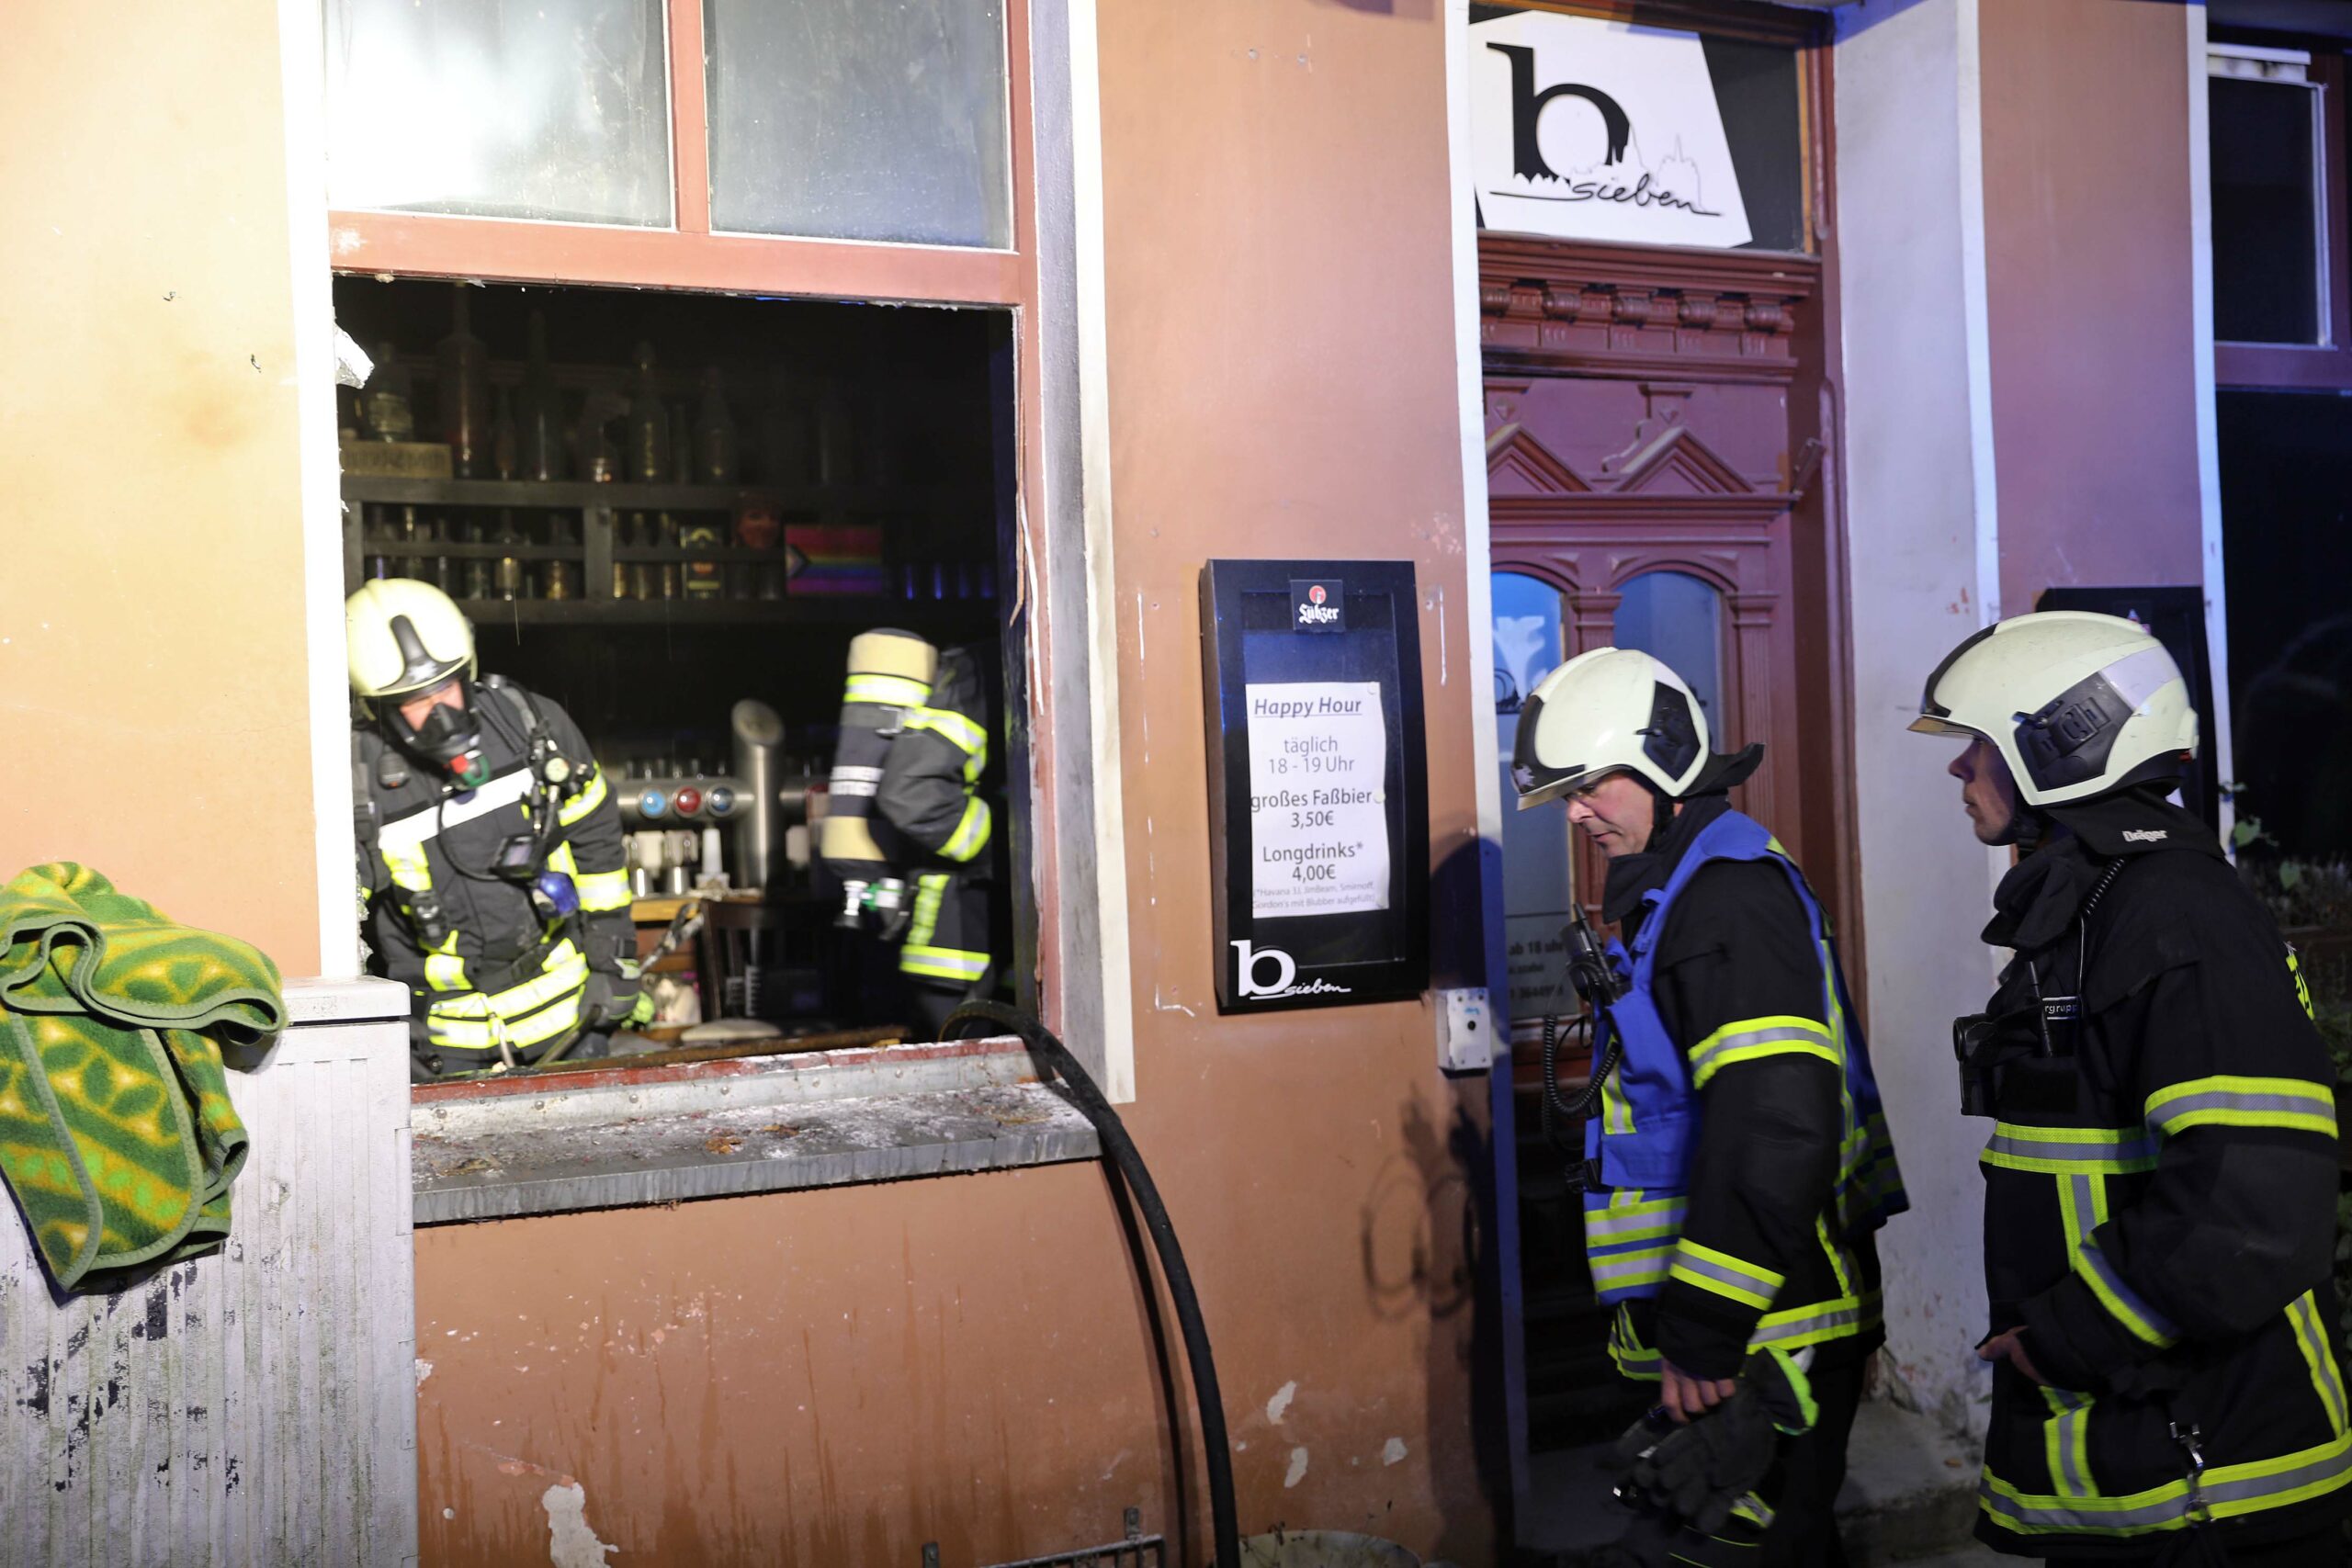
0,863 -> 282,1291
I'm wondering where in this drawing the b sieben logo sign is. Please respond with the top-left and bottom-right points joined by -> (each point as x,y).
1468,11 -> 1751,249
1231,940 -> 1353,1002
1292,578 -> 1345,633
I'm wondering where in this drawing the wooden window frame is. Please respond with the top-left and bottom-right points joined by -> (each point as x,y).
2213,51 -> 2352,389
326,0 -> 1091,1054
329,0 -> 1033,305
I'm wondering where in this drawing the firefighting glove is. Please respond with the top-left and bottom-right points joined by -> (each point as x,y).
1604,1502 -> 1772,1568
1623,1348 -> 1816,1535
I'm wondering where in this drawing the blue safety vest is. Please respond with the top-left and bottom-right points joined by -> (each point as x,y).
1579,809 -> 1907,1365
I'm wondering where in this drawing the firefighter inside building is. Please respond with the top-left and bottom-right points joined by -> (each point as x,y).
820,627 -> 1001,1040
348,579 -> 649,1080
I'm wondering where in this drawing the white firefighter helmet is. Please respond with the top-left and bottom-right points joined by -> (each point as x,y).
1910,611 -> 2199,807
346,579 -> 478,706
1511,647 -> 1709,809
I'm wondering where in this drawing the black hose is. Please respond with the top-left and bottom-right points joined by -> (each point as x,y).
943,1000 -> 1241,1568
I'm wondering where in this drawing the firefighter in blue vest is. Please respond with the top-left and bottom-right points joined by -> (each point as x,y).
1513,647 -> 1907,1565
1915,612 -> 2347,1565
348,579 -> 646,1078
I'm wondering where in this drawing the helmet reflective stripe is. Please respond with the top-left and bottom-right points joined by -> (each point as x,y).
1511,647 -> 1710,808
1911,611 -> 2199,807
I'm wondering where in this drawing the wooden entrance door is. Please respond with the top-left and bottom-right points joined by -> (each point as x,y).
1485,235 -> 1847,1452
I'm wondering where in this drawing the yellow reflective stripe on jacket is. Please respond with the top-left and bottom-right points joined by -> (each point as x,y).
1583,1191 -> 1687,1247
423,930 -> 467,994
1747,1290 -> 1881,1354
1687,1014 -> 1837,1089
428,942 -> 587,1022
2290,949 -> 2315,1021
1981,1428 -> 2352,1537
557,766 -> 607,827
845,672 -> 932,707
2055,1170 -> 2109,1259
2289,1291 -> 2349,1438
427,988 -> 582,1052
1588,1246 -> 1671,1297
901,944 -> 989,983
2143,1076 -> 2337,1140
905,707 -> 988,773
2074,1238 -> 2179,1348
1982,1123 -> 2159,1176
382,840 -> 433,894
939,797 -> 992,863
1606,1291 -> 1879,1376
2041,1388 -> 2098,1500
574,867 -> 631,913
907,873 -> 948,949
1668,1238 -> 1787,1312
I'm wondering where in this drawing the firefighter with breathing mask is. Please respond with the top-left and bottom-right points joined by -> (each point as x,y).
347,579 -> 646,1079
1915,612 -> 2346,1565
1513,647 -> 1906,1566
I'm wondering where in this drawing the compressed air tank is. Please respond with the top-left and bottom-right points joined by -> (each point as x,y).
820,629 -> 936,924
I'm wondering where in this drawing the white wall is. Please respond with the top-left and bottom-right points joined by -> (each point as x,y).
1833,0 -> 2006,1435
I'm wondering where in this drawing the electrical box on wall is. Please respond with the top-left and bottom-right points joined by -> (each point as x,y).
1199,560 -> 1430,1013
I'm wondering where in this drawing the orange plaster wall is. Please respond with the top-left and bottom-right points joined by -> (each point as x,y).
1979,0 -> 2205,611
412,0 -> 1497,1563
0,3 -> 322,973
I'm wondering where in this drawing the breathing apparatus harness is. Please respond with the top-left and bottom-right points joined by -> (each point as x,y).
362,676 -> 587,950
1951,857 -> 2125,1116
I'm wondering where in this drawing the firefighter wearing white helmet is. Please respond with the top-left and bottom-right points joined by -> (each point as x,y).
1914,612 -> 2346,1561
1511,647 -> 1906,1566
348,580 -> 646,1080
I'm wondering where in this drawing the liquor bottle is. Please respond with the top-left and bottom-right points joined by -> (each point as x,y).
491,387 -> 519,481
627,342 -> 669,483
396,504 -> 424,578
681,513 -> 724,600
695,368 -> 739,484
544,515 -> 577,601
437,288 -> 491,478
428,513 -> 456,594
362,344 -> 414,443
463,518 -> 493,600
629,513 -> 655,602
517,310 -> 567,481
493,511 -> 526,601
670,402 -> 694,485
658,513 -> 682,600
579,389 -> 623,486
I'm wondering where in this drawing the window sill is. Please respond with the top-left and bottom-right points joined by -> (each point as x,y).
409,1035 -> 1097,1225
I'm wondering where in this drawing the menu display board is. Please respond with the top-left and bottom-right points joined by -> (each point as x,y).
1201,561 -> 1429,1011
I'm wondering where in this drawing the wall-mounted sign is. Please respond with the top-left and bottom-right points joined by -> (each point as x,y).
1468,10 -> 1752,249
1202,560 -> 1430,1012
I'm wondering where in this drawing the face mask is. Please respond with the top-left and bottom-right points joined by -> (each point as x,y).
400,692 -> 490,788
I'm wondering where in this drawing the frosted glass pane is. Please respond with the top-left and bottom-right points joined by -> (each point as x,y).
706,0 -> 1012,248
325,0 -> 672,227
1615,571 -> 1725,735
1494,572 -> 1577,1023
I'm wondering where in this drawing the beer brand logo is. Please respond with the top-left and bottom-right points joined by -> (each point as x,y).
1291,578 -> 1345,632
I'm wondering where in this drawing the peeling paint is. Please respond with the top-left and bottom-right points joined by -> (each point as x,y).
1265,1381 -> 1297,1423
1382,1437 -> 1408,1466
1283,1446 -> 1309,1488
415,1358 -> 435,1386
542,1482 -> 618,1567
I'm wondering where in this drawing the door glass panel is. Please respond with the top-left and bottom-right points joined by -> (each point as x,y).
324,0 -> 673,227
1494,571 -> 1576,1025
2209,66 -> 2324,345
1614,570 -> 1726,739
704,0 -> 1013,248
